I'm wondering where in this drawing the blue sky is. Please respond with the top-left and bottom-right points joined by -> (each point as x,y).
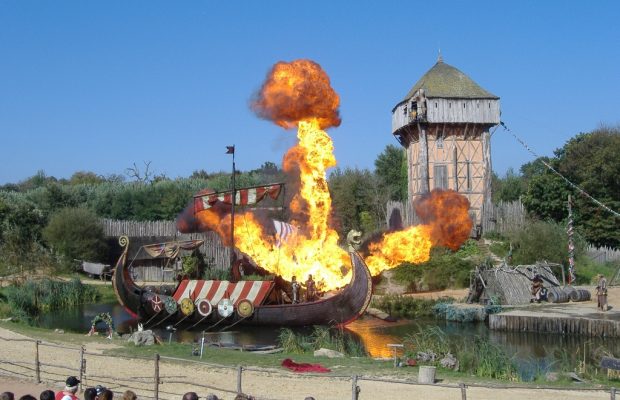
1,1 -> 618,184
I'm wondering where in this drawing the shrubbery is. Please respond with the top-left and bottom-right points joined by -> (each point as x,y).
392,247 -> 473,291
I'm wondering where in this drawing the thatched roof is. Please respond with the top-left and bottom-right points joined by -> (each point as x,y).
479,263 -> 561,305
402,59 -> 499,101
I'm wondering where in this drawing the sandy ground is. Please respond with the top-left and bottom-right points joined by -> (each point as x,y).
1,286 -> 619,399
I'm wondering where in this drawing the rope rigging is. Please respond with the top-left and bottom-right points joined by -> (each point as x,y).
499,121 -> 620,219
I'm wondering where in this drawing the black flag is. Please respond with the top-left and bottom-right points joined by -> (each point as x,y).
225,145 -> 235,154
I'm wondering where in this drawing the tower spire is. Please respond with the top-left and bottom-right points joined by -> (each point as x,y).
437,48 -> 443,63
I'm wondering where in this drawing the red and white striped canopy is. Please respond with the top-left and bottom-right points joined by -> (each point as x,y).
194,184 -> 282,212
172,280 -> 274,307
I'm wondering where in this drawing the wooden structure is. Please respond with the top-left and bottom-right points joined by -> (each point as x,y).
489,304 -> 620,337
391,56 -> 500,233
472,263 -> 561,305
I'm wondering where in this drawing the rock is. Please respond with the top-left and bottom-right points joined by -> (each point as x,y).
0,317 -> 14,322
416,351 -> 437,362
439,353 -> 459,370
128,330 -> 157,346
54,329 -> 64,334
314,348 -> 345,358
545,372 -> 559,382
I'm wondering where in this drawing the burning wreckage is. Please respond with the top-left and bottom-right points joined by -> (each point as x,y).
112,59 -> 474,328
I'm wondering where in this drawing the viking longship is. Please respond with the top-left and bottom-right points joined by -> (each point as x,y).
112,184 -> 373,329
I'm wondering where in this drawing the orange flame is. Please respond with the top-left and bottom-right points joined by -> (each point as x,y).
414,189 -> 473,250
251,59 -> 341,130
180,61 -> 474,291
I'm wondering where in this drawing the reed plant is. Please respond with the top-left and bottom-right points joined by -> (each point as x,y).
3,277 -> 99,322
371,295 -> 449,319
278,326 -> 366,357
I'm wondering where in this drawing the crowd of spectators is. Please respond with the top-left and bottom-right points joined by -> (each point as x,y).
1,376 -> 317,400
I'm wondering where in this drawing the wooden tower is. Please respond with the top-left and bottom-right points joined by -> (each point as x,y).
391,56 -> 500,234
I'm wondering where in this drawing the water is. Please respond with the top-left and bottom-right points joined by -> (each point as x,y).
37,302 -> 619,380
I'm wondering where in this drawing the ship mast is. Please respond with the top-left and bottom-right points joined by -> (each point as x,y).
227,145 -> 236,267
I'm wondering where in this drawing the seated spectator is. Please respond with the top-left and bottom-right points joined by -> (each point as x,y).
98,390 -> 113,400
121,391 -> 136,400
83,388 -> 97,400
55,377 -> 80,400
40,391 -> 55,400
182,393 -> 198,400
19,396 -> 36,400
1,392 -> 15,400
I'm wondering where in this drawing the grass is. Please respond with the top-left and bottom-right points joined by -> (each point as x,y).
278,326 -> 366,357
370,295 -> 452,319
3,320 -> 620,388
1,277 -> 100,322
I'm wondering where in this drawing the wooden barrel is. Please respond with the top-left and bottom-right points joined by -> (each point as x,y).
569,289 -> 592,302
418,366 -> 436,384
547,287 -> 569,303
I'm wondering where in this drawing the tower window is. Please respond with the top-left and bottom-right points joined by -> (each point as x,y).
403,107 -> 407,116
434,165 -> 448,190
435,102 -> 438,108
449,102 -> 451,108
463,103 -> 466,109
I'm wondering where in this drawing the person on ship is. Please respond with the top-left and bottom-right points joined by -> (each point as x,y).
304,274 -> 318,302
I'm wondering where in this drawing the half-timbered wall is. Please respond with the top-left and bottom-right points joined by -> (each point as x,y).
405,124 -> 489,225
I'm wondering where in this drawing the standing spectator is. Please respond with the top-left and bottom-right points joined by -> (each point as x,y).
1,393 -> 15,400
121,391 -> 136,400
55,377 -> 80,400
181,393 -> 198,400
39,391 -> 54,400
19,396 -> 37,400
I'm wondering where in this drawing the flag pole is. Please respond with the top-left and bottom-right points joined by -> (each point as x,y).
228,145 -> 236,268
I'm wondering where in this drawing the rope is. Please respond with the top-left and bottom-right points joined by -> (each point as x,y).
500,121 -> 620,219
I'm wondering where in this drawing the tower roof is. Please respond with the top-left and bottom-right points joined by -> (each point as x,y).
403,60 -> 499,101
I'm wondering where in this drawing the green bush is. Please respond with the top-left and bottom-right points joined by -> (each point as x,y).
370,295 -> 450,319
42,207 -> 108,270
393,247 -> 473,291
574,256 -> 617,285
3,277 -> 99,322
277,326 -> 366,357
507,220 -> 585,266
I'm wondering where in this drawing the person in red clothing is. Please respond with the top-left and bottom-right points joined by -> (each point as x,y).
54,377 -> 80,400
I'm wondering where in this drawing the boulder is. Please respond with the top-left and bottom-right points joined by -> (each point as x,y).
128,330 -> 157,346
314,348 -> 345,358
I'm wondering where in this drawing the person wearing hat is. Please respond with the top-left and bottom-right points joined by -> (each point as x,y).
54,377 -> 80,400
596,274 -> 608,311
530,275 -> 545,303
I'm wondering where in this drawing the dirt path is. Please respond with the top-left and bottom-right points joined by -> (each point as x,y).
0,325 -> 612,400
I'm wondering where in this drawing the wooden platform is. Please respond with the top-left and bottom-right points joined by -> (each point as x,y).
489,301 -> 620,337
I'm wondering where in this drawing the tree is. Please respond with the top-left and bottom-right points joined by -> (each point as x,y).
69,171 -> 105,186
374,145 -> 407,201
520,126 -> 620,248
42,208 -> 108,267
492,168 -> 527,203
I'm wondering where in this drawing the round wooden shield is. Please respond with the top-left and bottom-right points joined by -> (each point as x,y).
217,298 -> 234,318
180,298 -> 195,316
195,299 -> 212,317
151,295 -> 163,313
237,299 -> 254,318
164,296 -> 178,314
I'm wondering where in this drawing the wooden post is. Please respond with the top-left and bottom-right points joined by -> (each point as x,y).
351,375 -> 360,400
459,383 -> 467,400
154,353 -> 160,400
611,387 -> 616,400
418,124 -> 429,193
236,366 -> 243,394
79,346 -> 85,391
35,340 -> 41,383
